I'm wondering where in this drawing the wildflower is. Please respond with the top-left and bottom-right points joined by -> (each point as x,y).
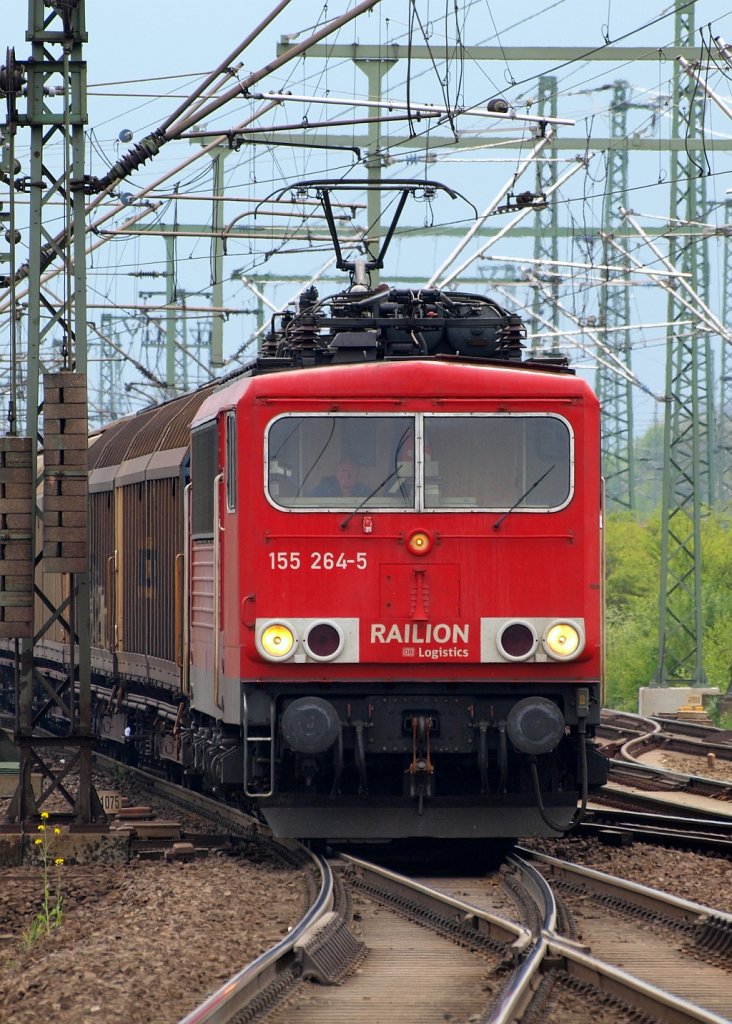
23,814 -> 64,946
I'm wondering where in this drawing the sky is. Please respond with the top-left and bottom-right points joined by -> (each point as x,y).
2,0 -> 732,432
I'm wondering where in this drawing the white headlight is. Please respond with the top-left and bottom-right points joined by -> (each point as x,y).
257,621 -> 297,661
542,620 -> 584,660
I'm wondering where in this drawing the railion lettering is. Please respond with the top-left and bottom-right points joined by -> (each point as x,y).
370,623 -> 469,645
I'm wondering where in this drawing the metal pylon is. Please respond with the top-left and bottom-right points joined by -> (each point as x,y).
95,314 -> 124,425
597,81 -> 635,511
656,0 -> 712,686
531,76 -> 559,354
2,0 -> 104,825
718,203 -> 732,506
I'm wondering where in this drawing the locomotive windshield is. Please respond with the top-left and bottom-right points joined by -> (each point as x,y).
266,413 -> 572,512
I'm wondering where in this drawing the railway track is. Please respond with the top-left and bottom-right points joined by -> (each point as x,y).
179,847 -> 732,1024
3,728 -> 732,1023
523,848 -> 732,1022
579,806 -> 732,852
616,762 -> 732,795
108,769 -> 527,1023
599,710 -> 732,762
114,761 -> 732,1024
593,711 -> 732,825
413,849 -> 732,1023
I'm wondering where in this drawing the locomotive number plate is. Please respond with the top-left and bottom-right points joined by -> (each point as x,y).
268,551 -> 368,571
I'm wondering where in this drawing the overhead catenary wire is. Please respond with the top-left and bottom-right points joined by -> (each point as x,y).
246,89 -> 575,126
427,130 -> 552,287
619,209 -> 732,343
7,0 -> 732,413
2,1 -> 384,295
227,254 -> 339,365
0,100 -> 284,313
88,322 -> 168,393
508,277 -> 665,401
156,1 -> 294,136
481,253 -> 691,278
437,156 -> 590,288
142,0 -> 385,144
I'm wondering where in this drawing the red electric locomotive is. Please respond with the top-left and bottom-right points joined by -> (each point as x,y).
178,266 -> 607,840
42,181 -> 608,841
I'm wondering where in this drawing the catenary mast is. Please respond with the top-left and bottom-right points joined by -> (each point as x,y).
1,0 -> 104,826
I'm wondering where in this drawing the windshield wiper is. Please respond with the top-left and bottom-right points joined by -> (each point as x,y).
492,464 -> 556,530
339,468 -> 401,530
340,426 -> 414,530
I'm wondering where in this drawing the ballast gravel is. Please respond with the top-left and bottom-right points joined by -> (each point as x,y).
0,853 -> 309,1024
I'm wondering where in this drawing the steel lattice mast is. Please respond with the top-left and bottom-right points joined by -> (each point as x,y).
1,0 -> 104,825
719,203 -> 732,506
530,76 -> 559,355
597,81 -> 638,512
597,81 -> 635,512
655,0 -> 713,686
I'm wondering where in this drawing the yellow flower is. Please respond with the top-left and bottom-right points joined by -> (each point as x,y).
54,858 -> 64,866
53,827 -> 61,835
40,811 -> 49,820
37,824 -> 45,832
34,838 -> 42,846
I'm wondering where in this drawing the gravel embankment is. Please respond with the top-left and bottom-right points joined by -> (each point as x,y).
0,769 -> 310,1024
1,854 -> 309,1024
526,836 -> 732,914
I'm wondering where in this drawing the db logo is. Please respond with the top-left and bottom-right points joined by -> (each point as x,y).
402,647 -> 415,657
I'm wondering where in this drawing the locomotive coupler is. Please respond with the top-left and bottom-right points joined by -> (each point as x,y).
406,714 -> 434,810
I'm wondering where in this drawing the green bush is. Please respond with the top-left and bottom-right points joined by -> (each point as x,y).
603,507 -> 732,707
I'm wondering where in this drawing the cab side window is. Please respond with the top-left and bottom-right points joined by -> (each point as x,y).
191,422 -> 218,537
225,412 -> 236,512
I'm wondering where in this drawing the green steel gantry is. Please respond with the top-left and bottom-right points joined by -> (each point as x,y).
720,205 -> 732,506
1,0 -> 103,826
596,81 -> 635,512
655,2 -> 713,687
531,76 -> 560,354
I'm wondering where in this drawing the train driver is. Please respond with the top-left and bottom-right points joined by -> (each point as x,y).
310,458 -> 369,499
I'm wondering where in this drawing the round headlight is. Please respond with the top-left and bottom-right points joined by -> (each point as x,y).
543,621 -> 583,660
259,621 -> 296,661
407,529 -> 433,556
303,621 -> 344,662
497,620 -> 538,661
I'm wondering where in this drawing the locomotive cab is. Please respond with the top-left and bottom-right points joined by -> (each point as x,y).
187,338 -> 607,839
